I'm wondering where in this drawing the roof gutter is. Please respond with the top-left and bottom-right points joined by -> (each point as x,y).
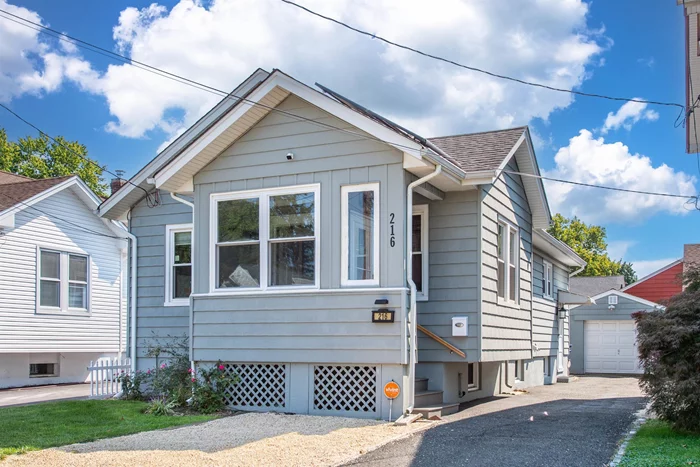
404,163 -> 442,418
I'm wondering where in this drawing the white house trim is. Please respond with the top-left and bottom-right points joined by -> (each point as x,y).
341,182 -> 380,287
164,223 -> 193,307
590,289 -> 664,309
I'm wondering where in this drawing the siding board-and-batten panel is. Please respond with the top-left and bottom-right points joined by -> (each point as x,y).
416,190 -> 480,362
130,192 -> 192,370
480,158 -> 534,361
0,188 -> 125,353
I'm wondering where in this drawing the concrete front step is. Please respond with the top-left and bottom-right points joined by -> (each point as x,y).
415,377 -> 429,392
414,389 -> 444,407
414,403 -> 460,420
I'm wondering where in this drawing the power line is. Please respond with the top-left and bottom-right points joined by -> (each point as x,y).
0,102 -> 160,207
504,170 -> 698,201
0,191 -> 126,240
1,6 -> 697,208
280,0 -> 687,118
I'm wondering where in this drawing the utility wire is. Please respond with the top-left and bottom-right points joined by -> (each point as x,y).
280,0 -> 687,118
0,102 -> 160,207
1,7 -> 697,207
0,191 -> 126,240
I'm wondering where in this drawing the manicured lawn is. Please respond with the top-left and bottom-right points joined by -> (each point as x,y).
0,399 -> 216,459
619,419 -> 700,467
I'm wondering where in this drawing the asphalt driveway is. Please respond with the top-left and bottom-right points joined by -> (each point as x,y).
0,383 -> 90,407
345,376 -> 646,467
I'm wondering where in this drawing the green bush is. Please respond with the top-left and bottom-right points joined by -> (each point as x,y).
190,362 -> 239,414
116,370 -> 147,401
633,288 -> 700,432
144,397 -> 177,416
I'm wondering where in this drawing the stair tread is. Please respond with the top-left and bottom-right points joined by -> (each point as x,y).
415,389 -> 443,396
415,377 -> 429,381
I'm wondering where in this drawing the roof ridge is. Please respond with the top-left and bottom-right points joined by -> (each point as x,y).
428,126 -> 528,140
0,170 -> 33,180
0,174 -> 75,186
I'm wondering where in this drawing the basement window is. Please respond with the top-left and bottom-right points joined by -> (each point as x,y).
467,362 -> 480,391
29,363 -> 57,377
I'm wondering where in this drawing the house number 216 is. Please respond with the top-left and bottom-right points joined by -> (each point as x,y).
389,213 -> 396,247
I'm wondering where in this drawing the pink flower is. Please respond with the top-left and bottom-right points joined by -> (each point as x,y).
187,368 -> 193,374
218,365 -> 225,371
146,369 -> 151,375
160,363 -> 167,369
191,378 -> 196,383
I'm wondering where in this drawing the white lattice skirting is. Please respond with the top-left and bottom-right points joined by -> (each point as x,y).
222,363 -> 287,410
313,365 -> 378,414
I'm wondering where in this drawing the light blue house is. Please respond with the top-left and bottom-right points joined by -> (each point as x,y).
99,69 -> 586,420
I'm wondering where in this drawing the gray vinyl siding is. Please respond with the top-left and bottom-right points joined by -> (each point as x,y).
416,189 -> 480,362
191,94 -> 407,365
531,251 -> 571,357
130,192 -> 192,370
192,290 -> 405,363
480,158 -> 533,362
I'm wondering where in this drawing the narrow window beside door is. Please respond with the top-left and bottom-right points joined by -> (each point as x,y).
342,183 -> 379,286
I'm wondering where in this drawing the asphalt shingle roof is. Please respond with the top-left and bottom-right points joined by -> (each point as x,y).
570,275 -> 626,297
0,171 -> 32,185
0,174 -> 74,212
428,126 -> 527,172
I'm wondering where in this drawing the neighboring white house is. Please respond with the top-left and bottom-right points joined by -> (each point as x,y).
0,171 -> 128,389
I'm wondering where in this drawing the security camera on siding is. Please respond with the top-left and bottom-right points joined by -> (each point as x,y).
286,152 -> 294,161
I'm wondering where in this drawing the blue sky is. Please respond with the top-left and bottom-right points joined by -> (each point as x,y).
1,0 -> 698,277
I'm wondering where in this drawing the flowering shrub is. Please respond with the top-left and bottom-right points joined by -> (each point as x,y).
190,361 -> 239,414
116,370 -> 147,401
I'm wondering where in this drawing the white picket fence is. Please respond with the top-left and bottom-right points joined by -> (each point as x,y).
87,357 -> 131,397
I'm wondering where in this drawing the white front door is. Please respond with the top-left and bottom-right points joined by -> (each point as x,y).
584,320 -> 641,374
557,317 -> 564,373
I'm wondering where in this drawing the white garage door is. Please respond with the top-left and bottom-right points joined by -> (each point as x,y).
584,320 -> 641,374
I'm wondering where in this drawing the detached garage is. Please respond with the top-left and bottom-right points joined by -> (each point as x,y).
570,290 -> 662,375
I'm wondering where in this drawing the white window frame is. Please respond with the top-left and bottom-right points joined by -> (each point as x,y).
341,183 -> 380,287
36,247 -> 91,315
467,362 -> 480,391
608,295 -> 618,305
412,204 -> 429,301
209,184 -> 320,293
497,218 -> 520,305
542,259 -> 553,300
165,223 -> 193,306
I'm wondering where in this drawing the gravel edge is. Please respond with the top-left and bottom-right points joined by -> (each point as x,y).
608,404 -> 650,467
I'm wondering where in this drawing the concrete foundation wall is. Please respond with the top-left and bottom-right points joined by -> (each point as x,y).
0,352 -> 116,389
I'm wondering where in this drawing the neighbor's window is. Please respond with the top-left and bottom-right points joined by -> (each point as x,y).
165,224 -> 192,305
213,185 -> 318,290
497,219 -> 519,303
38,249 -> 89,312
342,183 -> 379,286
412,205 -> 429,300
542,259 -> 553,299
467,362 -> 479,391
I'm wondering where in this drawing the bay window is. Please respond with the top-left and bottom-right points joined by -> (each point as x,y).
165,224 -> 192,305
496,219 -> 519,304
37,249 -> 89,312
341,183 -> 379,286
212,185 -> 319,291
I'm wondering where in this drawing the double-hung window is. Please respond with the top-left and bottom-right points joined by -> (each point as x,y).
212,185 -> 319,291
542,259 -> 553,299
412,205 -> 429,300
165,224 -> 192,305
341,183 -> 379,286
496,219 -> 519,303
38,249 -> 89,312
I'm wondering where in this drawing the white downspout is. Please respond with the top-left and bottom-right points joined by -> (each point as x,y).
170,192 -> 195,373
405,164 -> 442,415
123,226 -> 138,372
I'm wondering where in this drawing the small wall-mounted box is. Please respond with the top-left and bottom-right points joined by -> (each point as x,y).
452,316 -> 468,337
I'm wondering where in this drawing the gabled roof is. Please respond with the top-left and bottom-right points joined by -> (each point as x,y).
428,127 -> 527,172
0,175 -> 74,211
622,259 -> 683,292
590,289 -> 664,310
0,170 -> 33,185
570,275 -> 626,297
532,229 -> 586,268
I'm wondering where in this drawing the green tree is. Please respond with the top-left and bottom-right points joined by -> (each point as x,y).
0,128 -> 108,197
547,213 -> 637,279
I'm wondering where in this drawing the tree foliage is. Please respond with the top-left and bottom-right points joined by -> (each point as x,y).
634,286 -> 700,432
547,214 -> 636,282
0,128 -> 108,197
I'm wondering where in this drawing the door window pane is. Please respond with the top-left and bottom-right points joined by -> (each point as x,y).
40,280 -> 60,307
412,215 -> 421,252
69,255 -> 88,282
269,240 -> 315,286
412,253 -> 423,292
69,284 -> 87,308
174,265 -> 192,298
218,244 -> 260,288
41,251 -> 60,279
269,193 -> 314,239
218,198 -> 259,242
348,190 -> 375,281
174,232 -> 192,264
509,265 -> 517,301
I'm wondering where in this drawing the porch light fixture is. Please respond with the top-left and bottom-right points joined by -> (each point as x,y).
557,306 -> 567,320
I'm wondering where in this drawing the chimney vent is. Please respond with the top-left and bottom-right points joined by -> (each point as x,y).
110,170 -> 127,196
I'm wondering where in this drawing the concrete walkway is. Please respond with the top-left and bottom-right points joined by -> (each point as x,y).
345,376 -> 645,467
0,383 -> 90,407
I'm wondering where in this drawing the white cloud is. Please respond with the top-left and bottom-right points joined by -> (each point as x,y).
2,0 -> 606,140
629,258 -> 679,279
601,99 -> 659,134
545,130 -> 697,223
607,240 -> 636,261
637,56 -> 655,68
